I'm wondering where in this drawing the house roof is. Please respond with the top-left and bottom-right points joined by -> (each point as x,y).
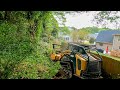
96,30 -> 120,43
113,34 -> 120,36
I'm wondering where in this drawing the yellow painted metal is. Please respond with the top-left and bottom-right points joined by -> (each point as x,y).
50,53 -> 62,61
93,53 -> 120,79
75,54 -> 87,76
50,50 -> 71,61
50,53 -> 56,60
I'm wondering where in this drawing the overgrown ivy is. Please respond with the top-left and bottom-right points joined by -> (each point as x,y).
0,11 -> 61,79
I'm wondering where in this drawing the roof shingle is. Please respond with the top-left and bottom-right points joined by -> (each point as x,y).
96,30 -> 120,43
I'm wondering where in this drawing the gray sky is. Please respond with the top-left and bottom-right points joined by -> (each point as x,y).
63,11 -> 120,29
65,12 -> 95,29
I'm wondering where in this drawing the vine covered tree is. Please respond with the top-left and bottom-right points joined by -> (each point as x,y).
0,11 -> 63,79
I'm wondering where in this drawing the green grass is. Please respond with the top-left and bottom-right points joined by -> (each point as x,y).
91,51 -> 120,61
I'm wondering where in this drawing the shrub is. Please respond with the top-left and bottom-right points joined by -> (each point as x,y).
8,53 -> 61,79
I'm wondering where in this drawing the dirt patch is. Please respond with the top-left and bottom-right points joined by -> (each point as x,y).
52,69 -> 68,79
53,68 -> 110,79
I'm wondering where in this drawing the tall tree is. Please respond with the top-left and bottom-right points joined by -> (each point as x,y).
93,11 -> 120,29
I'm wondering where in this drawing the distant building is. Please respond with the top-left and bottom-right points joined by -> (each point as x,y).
112,34 -> 120,51
96,30 -> 120,52
58,32 -> 71,43
58,26 -> 75,42
58,32 -> 72,42
63,35 -> 72,42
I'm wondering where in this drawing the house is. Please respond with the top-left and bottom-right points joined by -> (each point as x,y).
63,35 -> 72,42
58,26 -> 75,42
58,31 -> 72,42
112,34 -> 120,50
96,30 -> 120,52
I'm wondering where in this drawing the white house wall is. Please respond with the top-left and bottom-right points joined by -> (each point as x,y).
112,35 -> 120,51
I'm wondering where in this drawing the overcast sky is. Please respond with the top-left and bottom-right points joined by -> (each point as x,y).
65,12 -> 96,29
63,11 -> 119,29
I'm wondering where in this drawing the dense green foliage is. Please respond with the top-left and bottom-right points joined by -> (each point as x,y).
80,27 -> 110,34
59,26 -> 71,35
0,11 -> 61,79
69,26 -> 112,44
89,37 -> 95,44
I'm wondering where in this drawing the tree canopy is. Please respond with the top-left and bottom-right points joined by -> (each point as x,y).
93,11 -> 120,29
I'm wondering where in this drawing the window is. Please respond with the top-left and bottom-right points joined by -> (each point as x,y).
65,37 -> 69,41
78,59 -> 81,70
99,43 -> 103,46
67,37 -> 69,41
66,37 -> 69,41
73,46 -> 79,53
66,37 -> 67,40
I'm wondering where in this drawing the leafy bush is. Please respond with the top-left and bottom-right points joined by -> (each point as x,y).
8,51 -> 61,79
89,37 -> 95,44
0,22 -> 33,78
